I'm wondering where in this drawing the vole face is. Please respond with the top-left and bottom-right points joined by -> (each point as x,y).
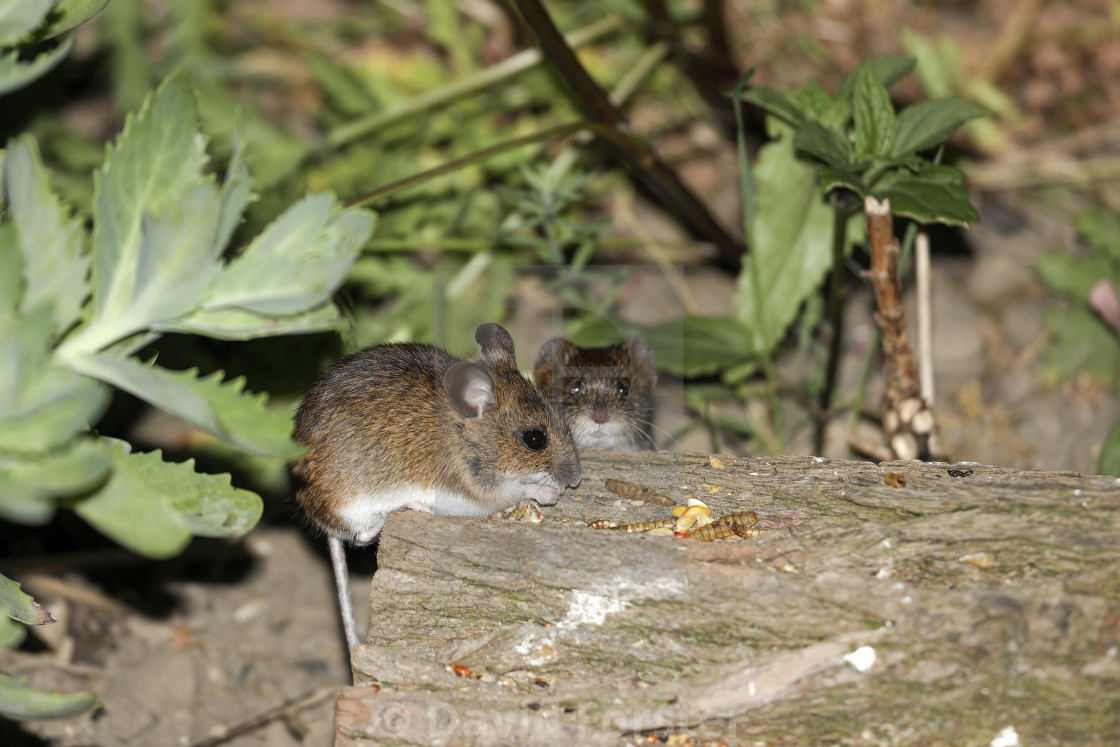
534,339 -> 657,451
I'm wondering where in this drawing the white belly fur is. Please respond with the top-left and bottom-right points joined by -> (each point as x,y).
337,484 -> 494,543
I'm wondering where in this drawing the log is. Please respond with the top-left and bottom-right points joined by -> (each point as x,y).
335,450 -> 1120,745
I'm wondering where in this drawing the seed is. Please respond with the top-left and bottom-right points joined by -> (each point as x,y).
604,478 -> 675,506
674,505 -> 709,534
709,455 -> 726,469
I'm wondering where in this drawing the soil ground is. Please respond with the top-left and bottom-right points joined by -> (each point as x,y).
3,0 -> 1119,745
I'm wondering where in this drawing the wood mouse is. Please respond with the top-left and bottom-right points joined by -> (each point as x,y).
292,323 -> 581,650
533,338 -> 657,451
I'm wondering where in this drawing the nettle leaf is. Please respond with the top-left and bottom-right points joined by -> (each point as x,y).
820,166 -> 866,197
165,303 -> 345,341
875,164 -> 979,225
0,35 -> 74,97
736,119 -> 840,352
0,0 -> 54,46
3,135 -> 89,335
68,352 -> 302,458
0,672 -> 98,720
791,79 -> 834,123
71,440 -> 262,557
837,55 -> 916,100
0,573 -> 55,626
793,122 -> 856,169
199,194 -> 375,317
89,69 -> 209,325
737,86 -> 804,127
853,64 -> 896,159
891,97 -> 986,157
0,438 -> 110,524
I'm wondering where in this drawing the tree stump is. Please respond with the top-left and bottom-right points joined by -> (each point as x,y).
335,450 -> 1120,745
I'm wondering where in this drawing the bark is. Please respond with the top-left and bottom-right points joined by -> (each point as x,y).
335,449 -> 1120,746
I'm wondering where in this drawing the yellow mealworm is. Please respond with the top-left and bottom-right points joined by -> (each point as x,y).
711,510 -> 759,529
604,478 -> 675,506
587,519 -> 618,529
615,518 -> 676,533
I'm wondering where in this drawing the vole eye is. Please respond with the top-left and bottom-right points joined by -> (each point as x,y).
617,381 -> 629,397
520,428 -> 548,451
568,380 -> 582,396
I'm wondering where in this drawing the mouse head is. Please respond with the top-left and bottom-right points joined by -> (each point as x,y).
534,337 -> 657,450
442,323 -> 581,505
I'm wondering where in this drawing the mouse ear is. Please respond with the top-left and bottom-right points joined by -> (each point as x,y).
444,362 -> 495,420
533,338 -> 565,371
626,339 -> 656,368
475,323 -> 517,367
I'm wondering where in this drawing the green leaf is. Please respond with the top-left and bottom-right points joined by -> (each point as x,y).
200,194 -> 375,316
819,166 -> 866,197
654,315 -> 756,378
875,164 -> 979,225
837,55 -> 916,100
0,438 -> 111,524
853,64 -> 896,159
67,352 -> 303,458
1100,420 -> 1120,477
0,615 -> 26,650
891,97 -> 986,157
0,0 -> 53,46
0,573 -> 55,626
164,303 -> 345,341
1040,306 -> 1120,386
793,122 -> 856,168
736,86 -> 804,127
88,69 -> 209,325
1074,211 -> 1120,263
34,0 -> 111,41
736,120 -> 841,351
0,672 -> 98,720
0,36 -> 75,96
790,79 -> 834,123
3,135 -> 89,335
0,308 -> 110,454
1037,251 -> 1111,300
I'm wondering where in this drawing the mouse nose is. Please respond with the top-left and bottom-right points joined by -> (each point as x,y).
591,409 -> 609,424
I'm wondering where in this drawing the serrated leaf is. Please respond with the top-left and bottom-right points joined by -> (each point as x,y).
0,35 -> 74,97
0,573 -> 55,625
1099,420 -> 1120,477
1037,251 -> 1111,299
67,352 -> 303,458
793,122 -> 856,168
3,135 -> 89,335
891,97 -> 986,157
1040,306 -> 1120,385
32,0 -> 110,42
0,308 -> 110,454
200,195 -> 374,316
163,303 -> 345,341
837,55 -> 916,100
90,69 -> 208,324
0,0 -> 54,46
0,672 -> 98,720
736,120 -> 843,351
736,86 -> 804,127
0,438 -> 111,524
875,164 -> 979,225
853,64 -> 896,159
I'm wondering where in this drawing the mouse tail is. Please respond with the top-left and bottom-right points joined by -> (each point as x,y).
329,535 -> 361,651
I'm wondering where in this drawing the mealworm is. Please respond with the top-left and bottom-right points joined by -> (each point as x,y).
711,510 -> 758,529
615,519 -> 675,533
587,519 -> 618,529
604,478 -> 675,506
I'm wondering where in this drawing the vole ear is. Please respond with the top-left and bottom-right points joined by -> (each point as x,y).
626,339 -> 656,368
444,362 -> 495,420
475,323 -> 517,367
533,337 -> 565,372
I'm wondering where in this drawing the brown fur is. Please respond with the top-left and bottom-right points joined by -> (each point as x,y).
533,338 -> 657,451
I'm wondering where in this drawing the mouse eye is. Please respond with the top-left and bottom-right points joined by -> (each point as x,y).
568,380 -> 582,396
617,381 -> 629,397
520,428 -> 548,451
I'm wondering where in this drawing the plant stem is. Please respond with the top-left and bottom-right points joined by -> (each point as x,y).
814,193 -> 852,455
511,0 -> 744,269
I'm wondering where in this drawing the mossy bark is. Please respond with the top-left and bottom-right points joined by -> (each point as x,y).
334,450 -> 1120,746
